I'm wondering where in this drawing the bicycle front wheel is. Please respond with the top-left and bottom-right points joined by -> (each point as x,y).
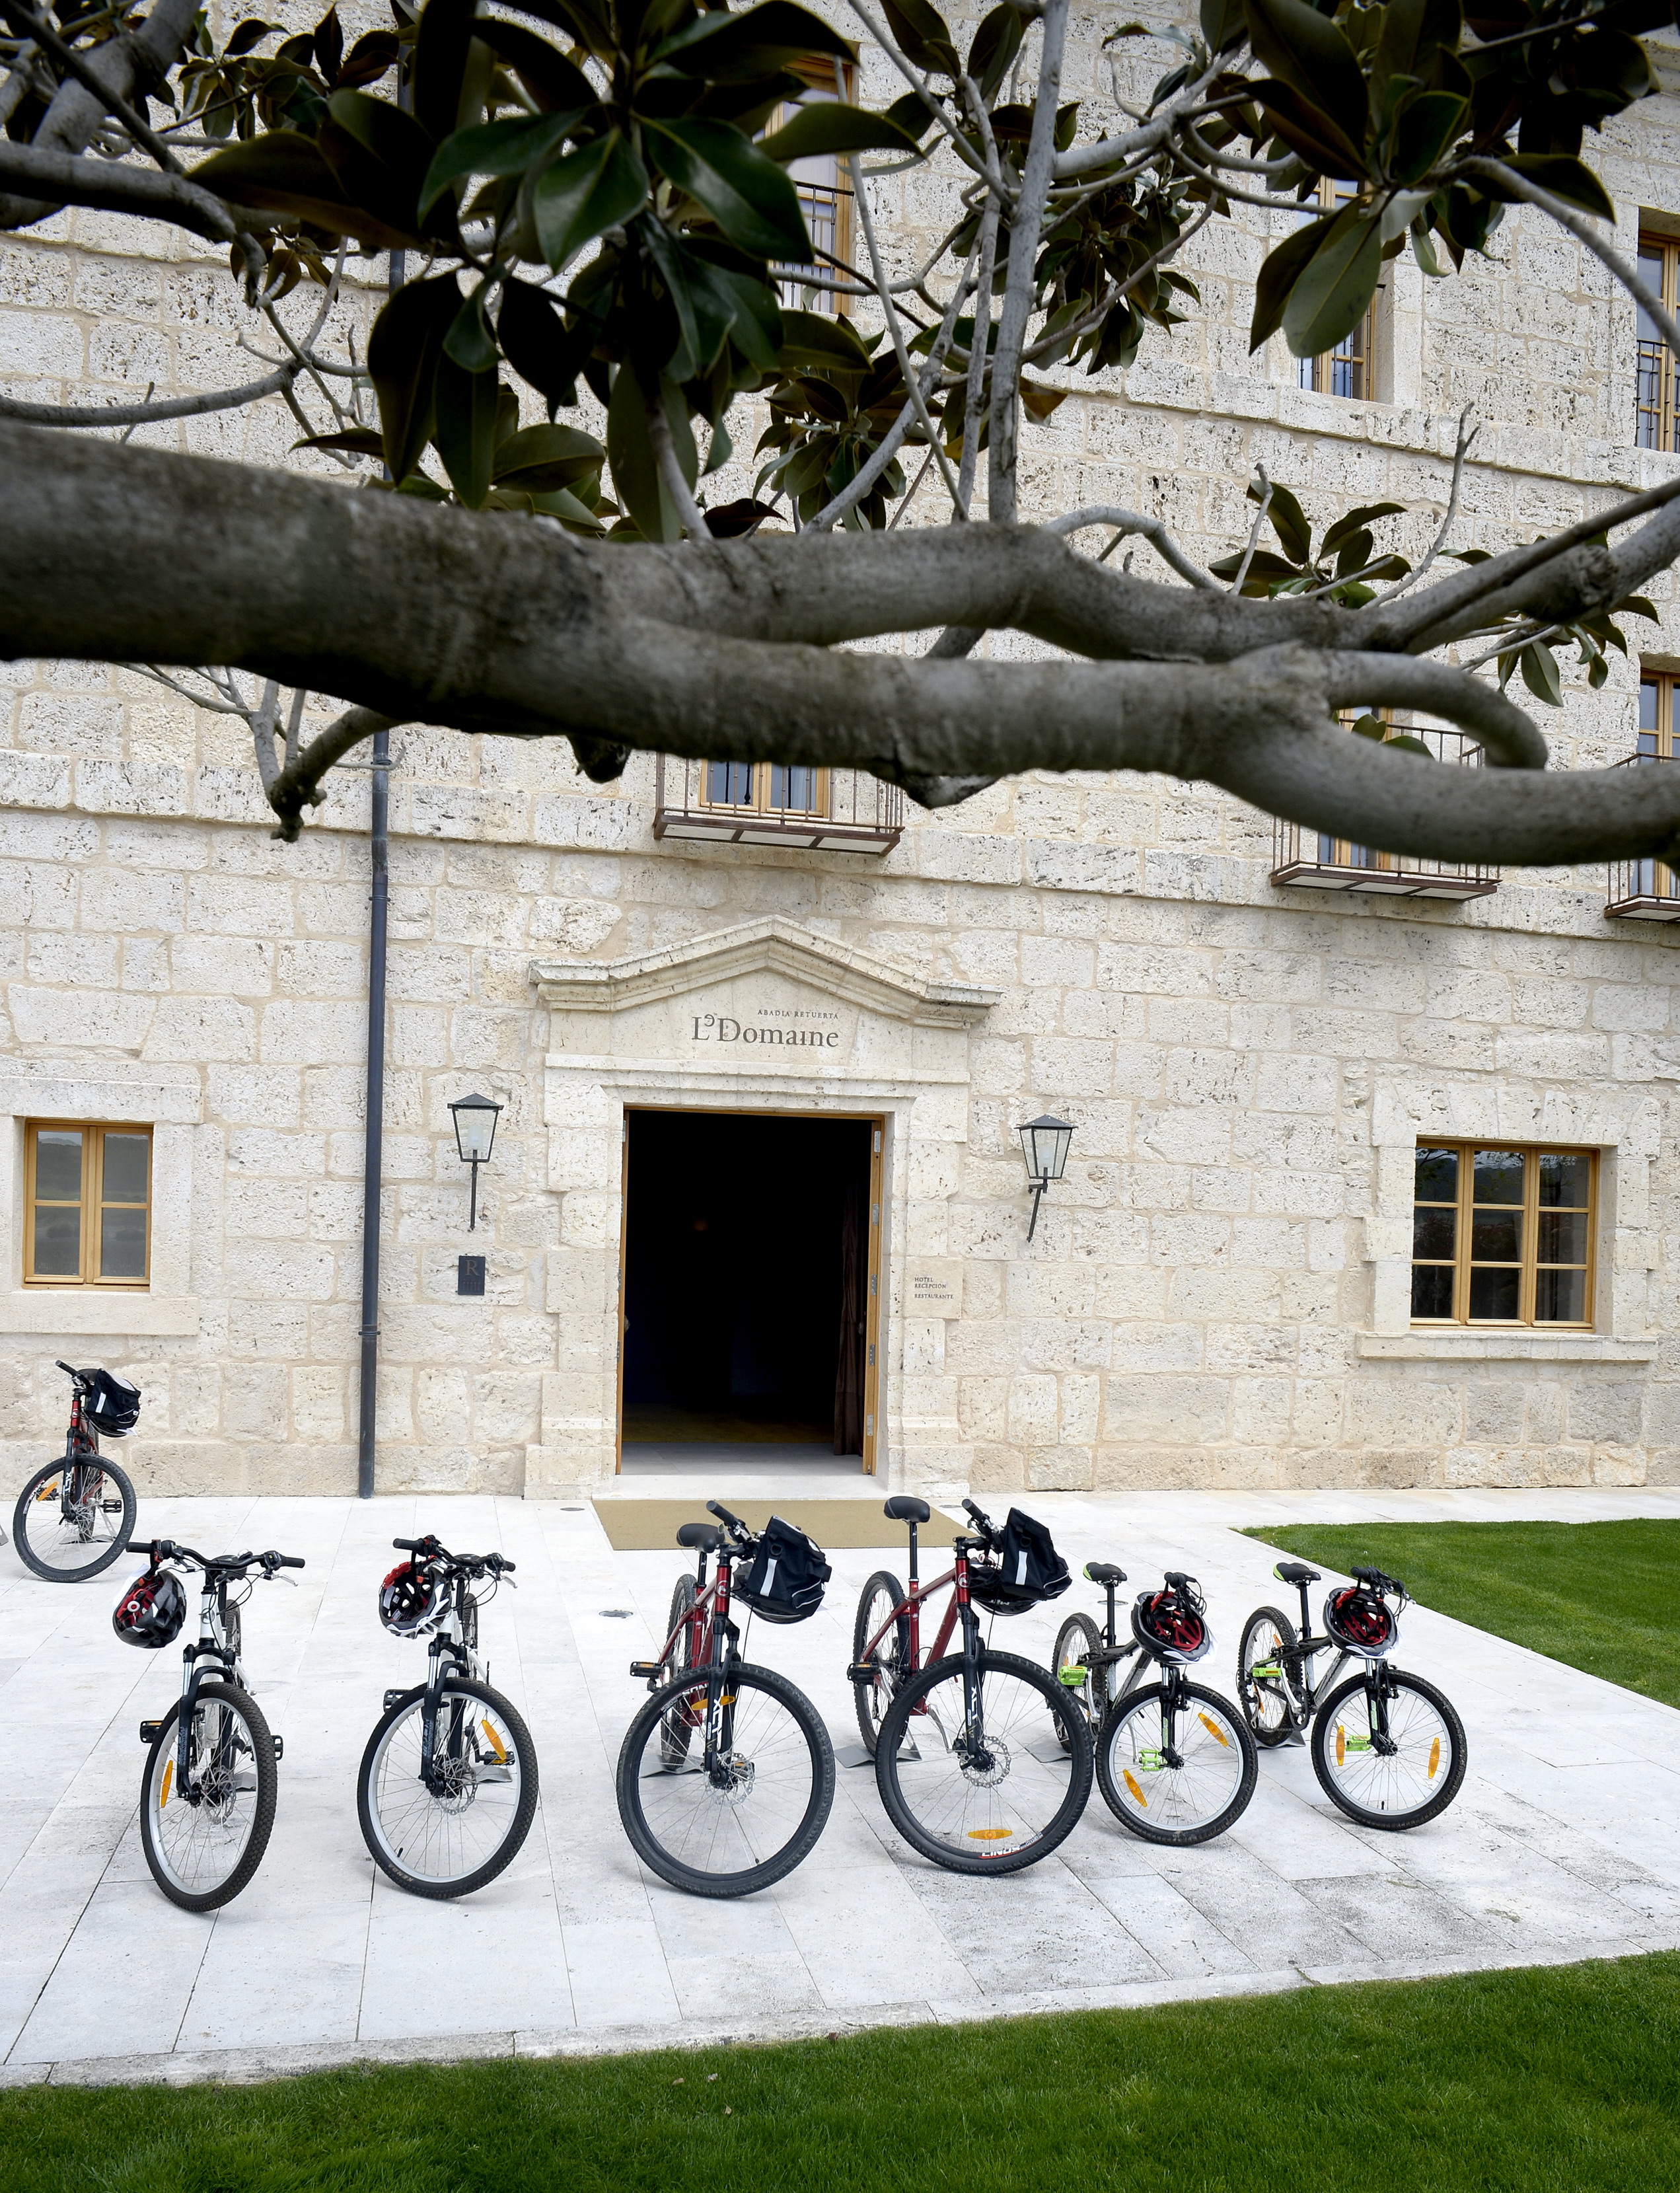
13,1457 -> 135,1581
141,1680 -> 277,1912
1312,1668 -> 1467,1830
617,1662 -> 834,1898
1095,1680 -> 1257,1845
873,1650 -> 1093,1875
359,1676 -> 538,1898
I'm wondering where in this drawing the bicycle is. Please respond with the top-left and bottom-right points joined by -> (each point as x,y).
1052,1563 -> 1257,1845
357,1535 -> 538,1899
849,1497 -> 1092,1874
117,1537 -> 304,1911
12,1360 -> 139,1581
1235,1559 -> 1469,1830
617,1501 -> 835,1898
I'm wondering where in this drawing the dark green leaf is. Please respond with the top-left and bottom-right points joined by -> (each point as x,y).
433,355 -> 502,507
314,5 -> 344,81
1251,79 -> 1368,176
1242,0 -> 1370,148
497,0 -> 614,54
879,0 -> 959,75
445,283 -> 501,372
498,274 -> 593,408
1249,209 -> 1332,350
338,30 -> 400,89
759,102 -> 924,163
1392,91 -> 1467,186
413,0 -> 479,143
606,365 -> 674,542
882,91 -> 936,143
652,1 -> 854,78
368,270 -> 460,482
645,117 -> 807,260
534,131 -> 650,270
227,19 -> 283,58
967,5 -> 1023,100
1500,154 -> 1617,224
1321,501 -> 1405,557
472,19 -> 597,112
1254,476 -> 1312,566
1519,642 -> 1563,706
778,307 -> 873,370
1282,202 -> 1383,358
1199,0 -> 1246,50
420,110 -> 580,217
192,131 -> 415,248
291,426 -> 386,455
1615,595 -> 1660,622
492,421 -> 604,488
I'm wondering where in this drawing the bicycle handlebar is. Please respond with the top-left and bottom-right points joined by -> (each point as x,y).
704,1501 -> 753,1543
961,1498 -> 1000,1545
388,1535 -> 513,1577
124,1540 -> 304,1577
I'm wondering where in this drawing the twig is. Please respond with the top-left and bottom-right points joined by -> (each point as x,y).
0,362 -> 298,427
1046,504 -> 1220,591
1229,468 -> 1272,593
888,447 -> 937,528
988,0 -> 1070,524
1373,408 -> 1478,604
647,398 -> 713,540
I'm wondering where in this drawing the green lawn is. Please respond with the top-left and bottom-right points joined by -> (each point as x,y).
1242,1518 -> 1680,1708
3,1956 -> 1680,2190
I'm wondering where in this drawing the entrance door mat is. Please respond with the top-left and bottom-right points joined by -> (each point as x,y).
591,1499 -> 965,1553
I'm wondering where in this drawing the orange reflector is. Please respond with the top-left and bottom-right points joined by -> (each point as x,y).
1198,1712 -> 1231,1748
481,1720 -> 508,1764
1336,1725 -> 1346,1767
160,1759 -> 172,1809
1428,1736 -> 1441,1781
967,1826 -> 1013,1841
1122,1769 -> 1148,1808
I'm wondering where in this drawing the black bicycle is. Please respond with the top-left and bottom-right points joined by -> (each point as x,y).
1236,1560 -> 1468,1830
13,1361 -> 139,1581
858,1499 -> 1092,1875
357,1536 -> 538,1898
118,1538 -> 303,1911
618,1501 -> 835,1898
1054,1563 -> 1257,1844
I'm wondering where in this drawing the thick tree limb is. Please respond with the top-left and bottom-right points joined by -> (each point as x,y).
267,705 -> 399,840
0,362 -> 297,427
0,139 -> 253,242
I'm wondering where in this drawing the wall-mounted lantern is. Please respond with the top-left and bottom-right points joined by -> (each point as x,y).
448,1092 -> 503,1232
1017,1115 -> 1073,1242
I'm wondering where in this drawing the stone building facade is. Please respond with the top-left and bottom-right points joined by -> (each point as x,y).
5,8 -> 1680,1499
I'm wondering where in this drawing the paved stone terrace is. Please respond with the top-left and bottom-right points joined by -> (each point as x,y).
2,1485 -> 1677,2087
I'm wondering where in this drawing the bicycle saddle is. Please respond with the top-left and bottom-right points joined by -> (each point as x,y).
883,1497 -> 930,1524
1084,1561 -> 1126,1586
1274,1561 -> 1320,1586
675,1524 -> 722,1553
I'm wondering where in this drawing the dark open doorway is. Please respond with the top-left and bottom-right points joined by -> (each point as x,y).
620,1109 -> 873,1463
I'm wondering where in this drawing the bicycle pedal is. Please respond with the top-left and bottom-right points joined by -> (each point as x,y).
383,1688 -> 409,1713
629,1660 -> 663,1680
138,1719 -> 163,1744
846,1662 -> 877,1685
272,1734 -> 284,1762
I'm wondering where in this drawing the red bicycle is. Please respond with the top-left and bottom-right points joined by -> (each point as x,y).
616,1501 -> 835,1898
12,1361 -> 139,1582
848,1497 -> 1091,1874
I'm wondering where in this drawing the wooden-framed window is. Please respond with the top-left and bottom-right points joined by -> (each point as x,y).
699,761 -> 828,819
1411,1142 -> 1594,1327
24,1123 -> 151,1286
1618,670 -> 1680,902
1296,180 -> 1375,398
1636,233 -> 1680,451
770,59 -> 853,315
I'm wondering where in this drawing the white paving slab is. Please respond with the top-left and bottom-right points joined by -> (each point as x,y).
0,1483 -> 1677,2087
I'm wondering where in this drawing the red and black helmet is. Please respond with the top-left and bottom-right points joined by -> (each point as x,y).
379,1559 -> 446,1637
1131,1574 -> 1210,1663
112,1567 -> 187,1650
1323,1585 -> 1397,1657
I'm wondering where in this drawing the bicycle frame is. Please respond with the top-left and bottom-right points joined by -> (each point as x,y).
640,1539 -> 746,1771
1077,1572 -> 1200,1762
1250,1573 -> 1358,1728
852,1513 -> 1007,1742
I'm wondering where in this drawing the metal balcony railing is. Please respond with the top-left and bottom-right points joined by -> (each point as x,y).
653,757 -> 904,854
1270,727 -> 1499,901
1607,752 -> 1680,920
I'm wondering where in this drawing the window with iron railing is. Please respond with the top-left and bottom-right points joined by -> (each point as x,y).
1636,234 -> 1680,452
653,757 -> 902,852
1607,669 -> 1680,916
770,61 -> 852,316
1270,717 -> 1498,899
1296,181 -> 1376,399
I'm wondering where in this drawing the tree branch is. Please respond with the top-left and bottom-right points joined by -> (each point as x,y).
988,0 -> 1068,523
0,138 -> 252,242
0,361 -> 298,427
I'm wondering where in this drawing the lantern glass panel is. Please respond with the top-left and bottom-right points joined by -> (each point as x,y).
451,1097 -> 501,1164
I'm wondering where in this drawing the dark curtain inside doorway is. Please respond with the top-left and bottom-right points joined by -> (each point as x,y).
834,1170 -> 866,1456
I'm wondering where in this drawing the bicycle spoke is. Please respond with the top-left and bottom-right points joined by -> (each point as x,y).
1321,1683 -> 1455,1820
367,1696 -> 527,1886
624,1670 -> 827,1887
889,1663 -> 1077,1863
1103,1695 -> 1247,1838
147,1703 -> 260,1896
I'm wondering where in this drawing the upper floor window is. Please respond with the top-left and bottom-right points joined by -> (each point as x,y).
1411,1142 -> 1593,1327
1636,233 -> 1680,451
702,761 -> 825,817
1296,181 -> 1374,398
26,1123 -> 151,1287
770,60 -> 852,316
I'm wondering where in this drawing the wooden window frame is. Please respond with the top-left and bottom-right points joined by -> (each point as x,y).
1410,1140 -> 1595,1329
24,1121 -> 153,1288
1636,233 -> 1680,452
697,760 -> 830,821
771,57 -> 854,317
1296,180 -> 1375,398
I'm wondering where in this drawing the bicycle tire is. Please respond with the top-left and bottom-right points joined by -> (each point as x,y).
1236,1604 -> 1302,1749
140,1679 -> 277,1912
358,1675 -> 538,1898
13,1456 -> 135,1582
660,1576 -> 699,1769
616,1661 -> 834,1898
1051,1611 -> 1107,1752
1095,1680 -> 1258,1846
1311,1666 -> 1468,1830
852,1569 -> 909,1756
873,1649 -> 1093,1876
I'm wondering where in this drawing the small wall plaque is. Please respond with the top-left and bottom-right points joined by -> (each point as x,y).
457,1254 -> 486,1297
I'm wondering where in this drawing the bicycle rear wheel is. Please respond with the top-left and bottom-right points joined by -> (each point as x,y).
1095,1680 -> 1257,1845
617,1662 -> 834,1898
852,1569 -> 909,1756
659,1576 -> 699,1769
359,1676 -> 538,1898
1312,1668 -> 1467,1830
1236,1605 -> 1301,1749
1051,1612 -> 1107,1752
13,1456 -> 135,1581
141,1680 -> 277,1911
873,1650 -> 1092,1875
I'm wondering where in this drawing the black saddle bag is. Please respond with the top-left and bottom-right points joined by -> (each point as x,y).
735,1516 -> 830,1624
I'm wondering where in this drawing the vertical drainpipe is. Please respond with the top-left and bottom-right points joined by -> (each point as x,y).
359,242 -> 404,1501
